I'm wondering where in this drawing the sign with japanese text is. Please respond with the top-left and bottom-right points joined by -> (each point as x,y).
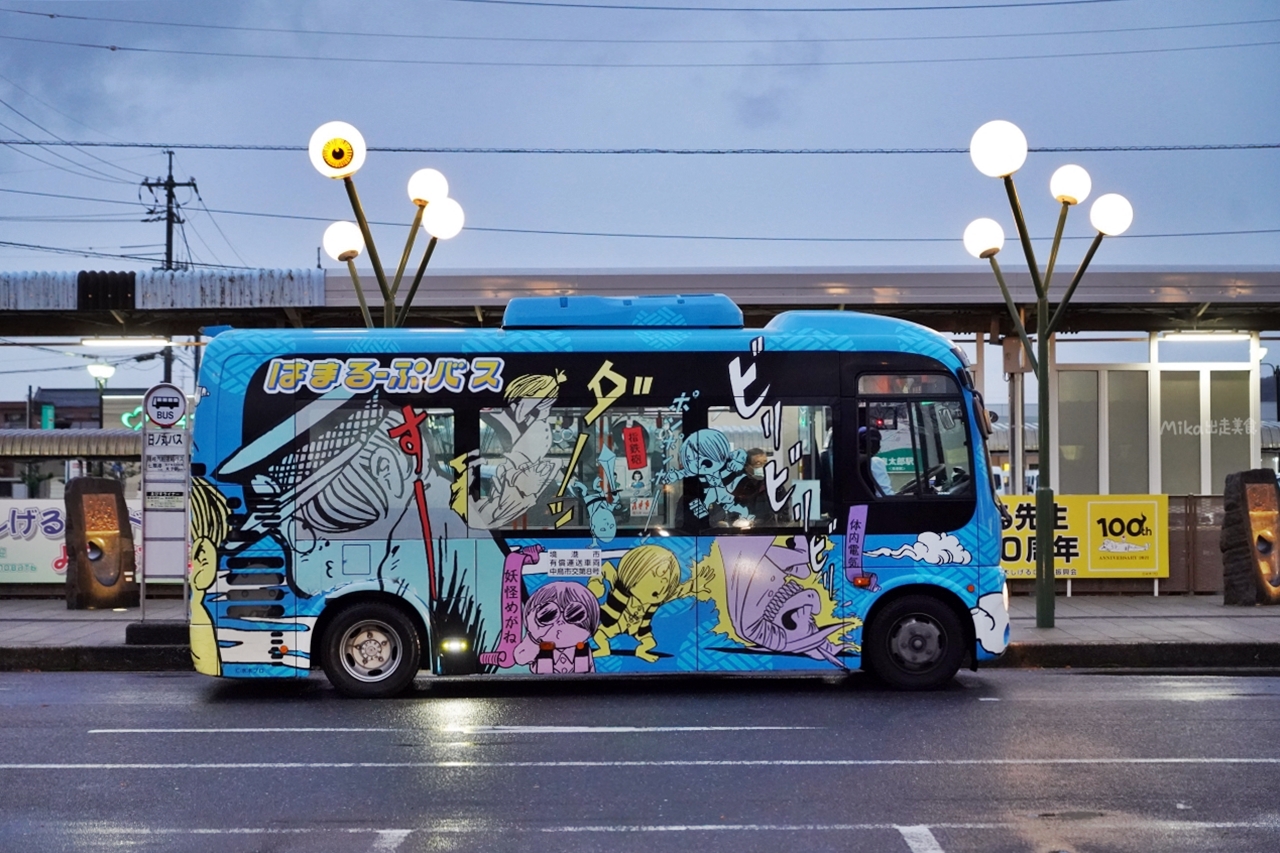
0,499 -> 143,583
141,383 -> 192,579
545,548 -> 603,577
999,494 -> 1169,579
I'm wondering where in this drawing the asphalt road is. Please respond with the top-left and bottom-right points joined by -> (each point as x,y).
1,669 -> 1277,853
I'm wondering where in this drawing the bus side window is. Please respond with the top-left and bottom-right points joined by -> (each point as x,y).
699,404 -> 833,530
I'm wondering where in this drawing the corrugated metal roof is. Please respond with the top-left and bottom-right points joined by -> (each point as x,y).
0,271 -> 77,311
0,429 -> 142,458
137,268 -> 324,309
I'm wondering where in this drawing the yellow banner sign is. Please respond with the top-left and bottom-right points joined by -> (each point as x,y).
999,494 -> 1169,579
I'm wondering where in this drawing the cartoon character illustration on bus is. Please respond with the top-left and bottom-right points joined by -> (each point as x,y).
471,372 -> 565,529
661,428 -> 747,522
188,477 -> 230,676
512,581 -> 601,674
697,534 -> 856,666
588,544 -> 694,661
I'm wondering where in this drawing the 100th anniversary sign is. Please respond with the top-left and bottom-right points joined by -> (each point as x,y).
1000,494 -> 1169,579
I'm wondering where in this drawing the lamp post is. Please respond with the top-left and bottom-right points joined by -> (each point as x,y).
310,121 -> 465,328
86,362 -> 115,392
965,120 -> 1133,629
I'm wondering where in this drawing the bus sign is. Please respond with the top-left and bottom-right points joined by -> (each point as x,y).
143,383 -> 187,428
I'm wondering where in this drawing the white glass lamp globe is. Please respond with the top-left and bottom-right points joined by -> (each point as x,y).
407,169 -> 449,206
964,218 -> 1005,259
86,362 -> 116,381
1050,164 -> 1091,205
308,121 -> 367,179
423,197 -> 465,240
1089,193 -> 1133,236
323,221 -> 365,262
970,120 -> 1028,178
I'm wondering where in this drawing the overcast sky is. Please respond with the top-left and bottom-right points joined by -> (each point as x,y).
0,0 -> 1277,397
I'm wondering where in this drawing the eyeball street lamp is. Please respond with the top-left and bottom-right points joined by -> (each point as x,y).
965,119 -> 1134,630
308,121 -> 367,180
311,122 -> 466,328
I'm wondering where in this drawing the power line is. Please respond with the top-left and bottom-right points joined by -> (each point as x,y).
0,90 -> 144,181
1,30 -> 1275,69
1,139 -> 1276,154
2,5 -> 1271,45
440,0 -> 1128,11
0,239 -> 254,269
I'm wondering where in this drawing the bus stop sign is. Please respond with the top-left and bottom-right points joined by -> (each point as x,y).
143,383 -> 187,428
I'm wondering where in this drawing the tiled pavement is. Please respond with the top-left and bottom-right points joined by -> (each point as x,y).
0,597 -> 186,648
1008,594 -> 1280,645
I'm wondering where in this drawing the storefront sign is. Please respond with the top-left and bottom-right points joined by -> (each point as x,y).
0,499 -> 142,583
1000,494 -> 1169,579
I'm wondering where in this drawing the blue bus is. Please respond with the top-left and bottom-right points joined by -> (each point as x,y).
188,294 -> 1009,697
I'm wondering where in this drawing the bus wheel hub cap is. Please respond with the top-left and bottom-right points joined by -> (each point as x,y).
893,617 -> 942,666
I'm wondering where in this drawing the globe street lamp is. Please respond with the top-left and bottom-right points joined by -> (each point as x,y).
86,361 -> 115,392
965,119 -> 1132,629
310,122 -> 466,328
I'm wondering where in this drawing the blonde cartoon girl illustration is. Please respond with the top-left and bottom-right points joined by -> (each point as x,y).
189,478 -> 230,676
588,545 -> 692,662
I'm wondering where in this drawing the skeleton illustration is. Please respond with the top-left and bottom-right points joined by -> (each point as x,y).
471,372 -> 564,529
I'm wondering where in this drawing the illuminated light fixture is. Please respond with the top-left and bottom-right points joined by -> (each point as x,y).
82,337 -> 168,347
86,363 -> 116,381
963,218 -> 1005,259
308,120 -> 366,180
1160,331 -> 1252,342
1089,193 -> 1134,236
422,197 -> 465,240
322,221 -> 364,263
440,638 -> 468,653
964,118 -> 1135,630
1050,164 -> 1091,205
969,119 -> 1028,178
311,122 -> 466,328
407,168 -> 449,206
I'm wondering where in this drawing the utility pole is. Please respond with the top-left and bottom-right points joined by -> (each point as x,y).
142,151 -> 197,271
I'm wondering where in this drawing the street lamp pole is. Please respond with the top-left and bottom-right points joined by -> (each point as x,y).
965,120 -> 1133,628
309,122 -> 465,329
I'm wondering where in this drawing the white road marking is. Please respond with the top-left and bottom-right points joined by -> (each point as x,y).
898,825 -> 946,853
63,818 -> 1280,835
442,725 -> 818,734
89,725 -> 818,735
89,728 -> 402,734
370,829 -> 411,850
5,757 -> 1280,770
978,697 -> 1000,702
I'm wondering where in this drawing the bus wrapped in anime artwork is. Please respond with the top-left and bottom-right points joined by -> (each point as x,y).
189,294 -> 1008,697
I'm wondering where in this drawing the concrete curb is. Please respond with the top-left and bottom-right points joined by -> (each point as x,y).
990,641 -> 1280,669
0,645 -> 191,672
3,642 -> 1280,673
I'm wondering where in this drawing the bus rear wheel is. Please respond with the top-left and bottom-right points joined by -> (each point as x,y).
864,595 -> 964,690
321,602 -> 422,699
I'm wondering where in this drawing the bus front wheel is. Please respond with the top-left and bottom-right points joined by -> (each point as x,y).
864,595 -> 964,690
321,602 -> 422,699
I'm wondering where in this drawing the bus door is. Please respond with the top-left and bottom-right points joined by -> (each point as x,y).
693,402 -> 851,672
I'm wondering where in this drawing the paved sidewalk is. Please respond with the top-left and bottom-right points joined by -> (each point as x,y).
0,593 -> 1277,671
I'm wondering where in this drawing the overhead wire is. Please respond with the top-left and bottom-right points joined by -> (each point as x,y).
0,90 -> 145,181
0,30 -> 1276,69
1,5 -> 1273,46
1,139 -> 1276,154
